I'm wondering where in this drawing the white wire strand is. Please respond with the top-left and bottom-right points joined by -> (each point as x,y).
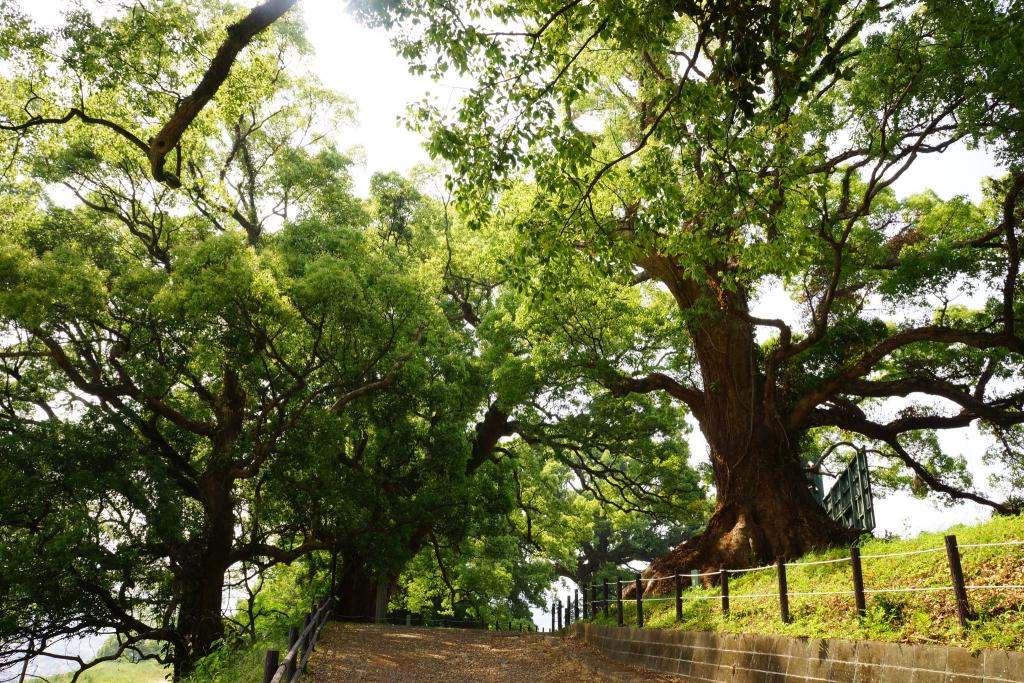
691,570 -> 723,578
785,556 -> 851,568
863,586 -> 948,594
726,564 -> 775,574
643,575 -> 675,584
859,546 -> 946,560
958,540 -> 1024,549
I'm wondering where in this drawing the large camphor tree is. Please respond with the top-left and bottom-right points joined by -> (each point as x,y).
353,0 -> 1024,571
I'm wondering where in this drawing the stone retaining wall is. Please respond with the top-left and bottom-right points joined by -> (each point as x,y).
567,623 -> 1024,682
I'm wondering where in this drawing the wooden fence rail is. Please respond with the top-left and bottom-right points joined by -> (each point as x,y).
263,596 -> 334,683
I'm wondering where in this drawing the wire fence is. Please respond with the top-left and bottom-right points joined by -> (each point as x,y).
550,534 -> 1024,632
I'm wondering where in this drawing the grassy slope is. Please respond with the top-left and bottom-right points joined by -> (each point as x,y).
592,514 -> 1024,652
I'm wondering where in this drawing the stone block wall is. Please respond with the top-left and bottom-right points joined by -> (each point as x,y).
567,623 -> 1024,682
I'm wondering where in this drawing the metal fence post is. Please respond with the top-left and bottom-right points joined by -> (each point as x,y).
945,534 -> 974,628
616,578 -> 623,627
262,649 -> 279,683
850,546 -> 866,617
582,585 -> 588,619
603,580 -> 609,617
720,568 -> 730,616
634,574 -> 644,628
777,557 -> 791,624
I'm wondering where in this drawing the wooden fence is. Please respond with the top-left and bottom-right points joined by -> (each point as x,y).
261,596 -> 334,683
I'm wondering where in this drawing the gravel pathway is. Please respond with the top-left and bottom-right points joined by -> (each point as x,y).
307,623 -> 685,682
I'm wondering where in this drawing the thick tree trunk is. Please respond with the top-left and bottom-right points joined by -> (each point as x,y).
637,256 -> 855,584
333,562 -> 386,621
172,474 -> 235,680
644,433 -> 854,583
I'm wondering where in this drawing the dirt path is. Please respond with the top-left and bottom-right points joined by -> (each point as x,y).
307,623 -> 684,682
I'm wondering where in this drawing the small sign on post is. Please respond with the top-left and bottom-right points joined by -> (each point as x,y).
823,449 -> 876,532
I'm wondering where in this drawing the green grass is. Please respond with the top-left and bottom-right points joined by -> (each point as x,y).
49,659 -> 168,682
181,633 -> 288,683
591,514 -> 1024,652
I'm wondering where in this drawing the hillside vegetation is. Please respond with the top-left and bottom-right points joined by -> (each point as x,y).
595,515 -> 1024,652
48,660 -> 167,682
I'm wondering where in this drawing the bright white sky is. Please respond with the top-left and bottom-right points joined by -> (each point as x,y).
15,0 -> 1014,654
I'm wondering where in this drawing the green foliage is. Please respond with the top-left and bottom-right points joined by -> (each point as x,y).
49,660 -> 169,683
351,0 -> 1024,534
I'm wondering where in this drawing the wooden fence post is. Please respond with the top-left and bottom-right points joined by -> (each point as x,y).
850,546 -> 866,617
634,574 -> 644,628
945,534 -> 974,628
574,589 -> 579,624
582,586 -> 588,619
262,649 -> 279,683
777,557 -> 791,624
720,568 -> 729,616
616,578 -> 624,627
674,572 -> 682,621
603,580 -> 609,617
285,625 -> 299,679
304,611 -> 314,670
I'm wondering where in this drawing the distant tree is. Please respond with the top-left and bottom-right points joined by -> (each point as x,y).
0,2 -> 420,677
